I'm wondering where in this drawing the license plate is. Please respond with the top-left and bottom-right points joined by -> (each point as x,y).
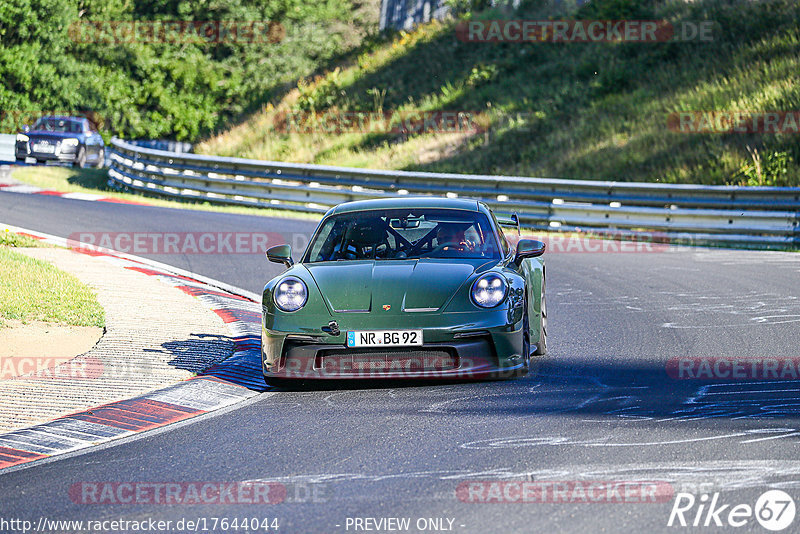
33,143 -> 55,153
346,330 -> 423,348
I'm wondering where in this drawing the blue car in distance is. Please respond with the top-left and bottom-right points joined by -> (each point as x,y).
16,116 -> 105,168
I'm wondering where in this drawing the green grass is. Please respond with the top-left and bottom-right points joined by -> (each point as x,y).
197,0 -> 800,186
0,230 -> 46,248
0,246 -> 105,328
10,166 -> 319,221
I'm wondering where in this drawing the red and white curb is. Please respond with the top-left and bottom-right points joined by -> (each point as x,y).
0,224 -> 267,472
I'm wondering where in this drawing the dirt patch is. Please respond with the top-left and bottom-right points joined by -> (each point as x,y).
0,320 -> 103,379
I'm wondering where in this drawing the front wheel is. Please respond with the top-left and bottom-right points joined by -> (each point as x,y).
94,147 -> 105,168
518,296 -> 532,375
533,272 -> 547,355
264,375 -> 308,389
73,147 -> 86,168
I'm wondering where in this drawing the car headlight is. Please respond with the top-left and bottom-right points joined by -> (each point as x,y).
274,276 -> 308,312
16,134 -> 29,142
471,273 -> 507,308
61,138 -> 79,147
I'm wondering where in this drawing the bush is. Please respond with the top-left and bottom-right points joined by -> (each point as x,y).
0,0 -> 375,141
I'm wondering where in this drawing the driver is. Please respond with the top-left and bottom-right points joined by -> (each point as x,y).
436,223 -> 475,252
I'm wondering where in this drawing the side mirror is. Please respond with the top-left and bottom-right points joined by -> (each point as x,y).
514,239 -> 545,266
22,125 -> 30,133
266,244 -> 293,268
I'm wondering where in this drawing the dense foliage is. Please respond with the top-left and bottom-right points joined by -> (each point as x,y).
200,0 -> 800,185
0,0 -> 377,140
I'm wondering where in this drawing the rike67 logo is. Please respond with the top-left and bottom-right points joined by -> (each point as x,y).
668,490 -> 796,531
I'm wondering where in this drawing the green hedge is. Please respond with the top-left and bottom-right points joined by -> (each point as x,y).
0,0 -> 376,141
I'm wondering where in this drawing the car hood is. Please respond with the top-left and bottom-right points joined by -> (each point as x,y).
305,259 -> 493,313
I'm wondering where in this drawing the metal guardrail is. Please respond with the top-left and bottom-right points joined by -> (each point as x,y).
108,137 -> 800,249
380,0 -> 450,31
127,139 -> 193,154
0,134 -> 16,163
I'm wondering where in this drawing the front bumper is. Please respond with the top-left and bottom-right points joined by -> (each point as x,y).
16,141 -> 78,162
262,311 -> 525,380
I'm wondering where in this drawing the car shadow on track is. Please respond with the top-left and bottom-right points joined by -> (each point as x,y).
437,356 -> 800,427
159,332 -> 800,431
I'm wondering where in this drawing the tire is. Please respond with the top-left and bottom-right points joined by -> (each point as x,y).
94,147 -> 105,168
263,375 -> 306,389
263,375 -> 286,388
73,147 -> 86,168
519,295 -> 532,375
533,271 -> 547,356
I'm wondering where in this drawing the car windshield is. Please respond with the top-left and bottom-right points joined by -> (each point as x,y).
32,118 -> 83,133
304,208 -> 501,262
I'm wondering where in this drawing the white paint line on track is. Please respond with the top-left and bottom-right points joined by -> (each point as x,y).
241,460 -> 800,494
0,185 -> 43,193
741,432 -> 800,444
60,192 -> 106,201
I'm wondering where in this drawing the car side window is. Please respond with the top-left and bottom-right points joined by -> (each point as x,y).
491,212 -> 510,257
499,227 -> 510,256
308,219 -> 338,261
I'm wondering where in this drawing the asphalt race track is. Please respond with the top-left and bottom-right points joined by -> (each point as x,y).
2,190 -> 800,533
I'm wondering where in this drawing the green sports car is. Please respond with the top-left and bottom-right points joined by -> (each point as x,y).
261,197 -> 546,384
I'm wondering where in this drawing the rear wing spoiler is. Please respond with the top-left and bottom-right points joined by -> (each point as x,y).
496,213 -> 521,236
